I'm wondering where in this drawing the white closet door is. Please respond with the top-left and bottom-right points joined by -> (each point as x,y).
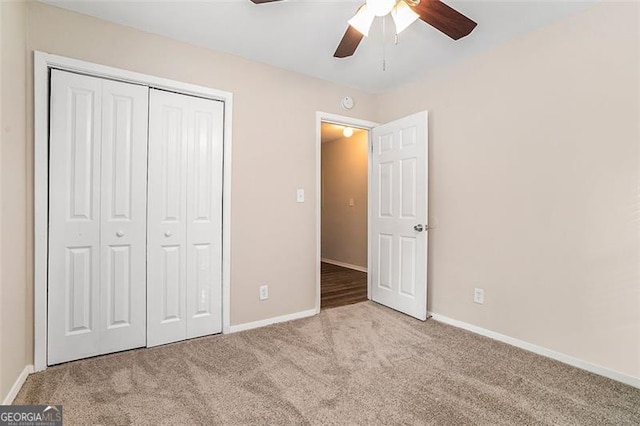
186,97 -> 223,339
147,89 -> 223,347
48,70 -> 103,365
48,70 -> 149,365
99,79 -> 149,353
147,90 -> 190,347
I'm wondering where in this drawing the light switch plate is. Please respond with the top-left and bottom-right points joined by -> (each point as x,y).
296,189 -> 305,203
259,285 -> 268,301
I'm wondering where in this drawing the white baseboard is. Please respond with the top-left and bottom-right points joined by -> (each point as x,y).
228,308 -> 317,333
2,365 -> 34,405
429,313 -> 640,389
321,258 -> 367,273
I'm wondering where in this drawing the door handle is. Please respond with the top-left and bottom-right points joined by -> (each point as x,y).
116,230 -> 124,237
164,230 -> 172,237
413,224 -> 424,232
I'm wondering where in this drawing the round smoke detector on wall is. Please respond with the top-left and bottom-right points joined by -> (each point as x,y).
341,96 -> 354,110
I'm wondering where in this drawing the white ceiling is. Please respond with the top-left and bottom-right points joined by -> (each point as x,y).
41,0 -> 599,93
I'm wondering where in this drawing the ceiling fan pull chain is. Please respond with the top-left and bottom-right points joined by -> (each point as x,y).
382,15 -> 387,71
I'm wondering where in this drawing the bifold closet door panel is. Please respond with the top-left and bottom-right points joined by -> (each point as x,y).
147,89 -> 223,347
186,97 -> 223,339
48,70 -> 103,365
48,70 -> 149,365
147,90 -> 190,347
99,79 -> 149,354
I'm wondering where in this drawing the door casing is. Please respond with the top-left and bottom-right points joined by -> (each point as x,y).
315,112 -> 379,313
34,51 -> 234,372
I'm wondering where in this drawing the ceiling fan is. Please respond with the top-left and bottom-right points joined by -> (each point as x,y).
249,0 -> 477,58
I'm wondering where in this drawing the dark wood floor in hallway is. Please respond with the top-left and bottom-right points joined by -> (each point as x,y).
321,262 -> 368,309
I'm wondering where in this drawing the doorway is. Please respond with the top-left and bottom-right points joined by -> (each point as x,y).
315,111 -> 430,320
319,120 -> 370,309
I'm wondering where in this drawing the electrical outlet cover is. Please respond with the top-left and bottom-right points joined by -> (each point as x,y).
473,288 -> 484,304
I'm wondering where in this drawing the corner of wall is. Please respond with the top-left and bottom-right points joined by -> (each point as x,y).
0,0 -> 30,404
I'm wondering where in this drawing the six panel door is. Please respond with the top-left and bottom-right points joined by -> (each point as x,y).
48,70 -> 149,365
370,111 -> 429,321
147,89 -> 223,347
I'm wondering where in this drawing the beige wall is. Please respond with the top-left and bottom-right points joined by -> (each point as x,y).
1,0 -> 29,402
378,2 -> 640,378
321,131 -> 368,268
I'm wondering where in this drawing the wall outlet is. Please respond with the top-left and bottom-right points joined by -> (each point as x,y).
473,288 -> 485,304
349,197 -> 354,206
259,284 -> 269,301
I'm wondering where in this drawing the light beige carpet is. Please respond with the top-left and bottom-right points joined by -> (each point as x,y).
15,302 -> 640,425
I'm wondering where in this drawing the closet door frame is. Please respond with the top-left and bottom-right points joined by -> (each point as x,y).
33,51 -> 234,372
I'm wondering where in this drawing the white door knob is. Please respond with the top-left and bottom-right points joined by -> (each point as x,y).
116,230 -> 124,237
164,230 -> 172,237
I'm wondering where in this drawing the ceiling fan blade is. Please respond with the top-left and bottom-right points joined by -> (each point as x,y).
249,0 -> 283,3
333,26 -> 364,58
410,0 -> 477,40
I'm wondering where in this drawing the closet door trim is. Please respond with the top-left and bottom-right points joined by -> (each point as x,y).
34,51 -> 234,372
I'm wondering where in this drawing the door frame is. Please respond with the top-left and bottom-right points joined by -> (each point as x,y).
315,112 -> 379,313
33,51 -> 234,371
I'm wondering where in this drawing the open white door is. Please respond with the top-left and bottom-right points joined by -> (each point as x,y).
370,111 -> 428,320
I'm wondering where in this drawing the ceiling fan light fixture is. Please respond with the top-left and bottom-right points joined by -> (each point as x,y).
348,4 -> 376,37
391,0 -> 419,34
366,0 -> 397,17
